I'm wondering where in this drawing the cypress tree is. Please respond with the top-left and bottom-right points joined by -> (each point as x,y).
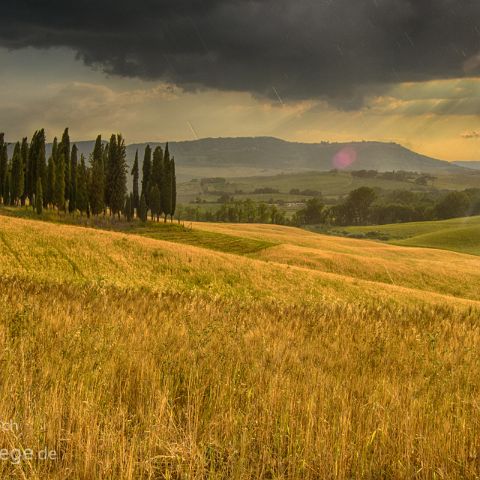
38,130 -> 47,208
8,171 -> 14,206
102,144 -> 109,214
129,192 -> 135,219
171,157 -> 177,221
20,138 -> 28,205
149,185 -> 161,221
89,135 -> 105,215
105,134 -> 117,212
46,156 -> 55,207
27,129 -> 47,208
26,131 -> 37,205
131,150 -> 139,211
125,194 -> 133,222
54,154 -> 66,211
106,134 -> 127,217
3,167 -> 11,206
69,144 -> 78,213
76,154 -> 89,215
151,146 -> 164,218
48,137 -> 59,208
152,145 -> 163,189
35,177 -> 43,215
52,137 -> 58,163
60,128 -> 71,204
161,144 -> 172,222
0,134 -> 8,203
11,142 -> 24,206
139,192 -> 148,222
141,145 -> 152,206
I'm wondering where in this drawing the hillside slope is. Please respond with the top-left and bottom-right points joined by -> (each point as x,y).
454,160 -> 480,170
338,215 -> 480,256
1,215 -> 477,305
395,225 -> 480,254
1,216 -> 480,479
160,137 -> 460,173
9,137 -> 468,179
192,221 -> 480,301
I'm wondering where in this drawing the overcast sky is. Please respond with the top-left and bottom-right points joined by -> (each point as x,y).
1,0 -> 480,160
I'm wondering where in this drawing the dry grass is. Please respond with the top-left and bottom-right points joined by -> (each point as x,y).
0,216 -> 480,478
191,222 -> 480,301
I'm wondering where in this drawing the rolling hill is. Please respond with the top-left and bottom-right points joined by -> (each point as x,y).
454,160 -> 480,170
337,215 -> 480,256
8,137 -> 470,181
1,213 -> 480,478
128,137 -> 464,176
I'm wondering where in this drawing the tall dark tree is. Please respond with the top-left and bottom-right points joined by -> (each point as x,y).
141,145 -> 152,205
139,192 -> 148,222
35,177 -> 43,215
161,145 -> 172,222
152,145 -> 163,187
105,134 -> 117,211
89,135 -> 105,215
37,129 -> 47,207
106,134 -> 127,217
149,185 -> 161,221
3,164 -> 11,206
25,131 -> 36,204
52,137 -> 58,163
60,128 -> 71,204
129,192 -> 135,219
76,154 -> 89,215
46,155 -> 55,207
0,133 -> 7,203
171,157 -> 177,221
48,137 -> 59,208
102,144 -> 109,214
11,142 -> 24,206
54,154 -> 66,211
124,194 -> 133,222
20,138 -> 28,205
69,144 -> 78,213
27,129 -> 47,207
131,150 -> 139,211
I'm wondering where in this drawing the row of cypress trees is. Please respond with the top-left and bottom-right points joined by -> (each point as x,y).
138,143 -> 177,222
0,129 -> 177,221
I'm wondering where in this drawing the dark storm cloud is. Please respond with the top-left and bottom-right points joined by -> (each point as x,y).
1,0 -> 480,104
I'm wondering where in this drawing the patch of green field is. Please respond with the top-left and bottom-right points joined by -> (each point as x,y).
133,224 -> 276,255
179,169 -> 480,205
337,216 -> 480,256
0,206 -> 275,256
395,225 -> 480,255
228,171 -> 420,196
179,171 -> 427,202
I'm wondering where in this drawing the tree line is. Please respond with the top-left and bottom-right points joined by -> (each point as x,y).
178,185 -> 480,227
178,199 -> 287,224
292,187 -> 480,226
0,129 -> 176,221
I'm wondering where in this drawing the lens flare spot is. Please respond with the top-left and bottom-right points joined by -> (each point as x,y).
333,146 -> 357,170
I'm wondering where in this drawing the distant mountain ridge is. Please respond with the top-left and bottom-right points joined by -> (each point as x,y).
7,136 -> 470,179
453,161 -> 480,170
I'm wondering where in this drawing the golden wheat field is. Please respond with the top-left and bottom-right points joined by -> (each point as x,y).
1,215 -> 480,479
